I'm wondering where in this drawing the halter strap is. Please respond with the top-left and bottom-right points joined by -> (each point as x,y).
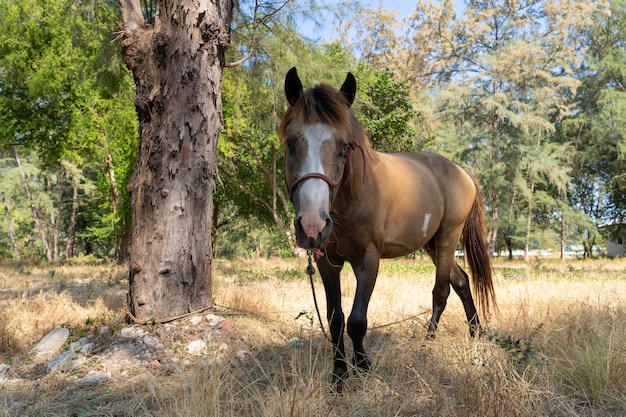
345,140 -> 367,184
288,172 -> 338,202
287,140 -> 366,203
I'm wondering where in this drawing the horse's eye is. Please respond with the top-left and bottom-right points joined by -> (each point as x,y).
339,142 -> 349,158
286,137 -> 296,153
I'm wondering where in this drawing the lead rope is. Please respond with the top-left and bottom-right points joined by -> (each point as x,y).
307,251 -> 331,342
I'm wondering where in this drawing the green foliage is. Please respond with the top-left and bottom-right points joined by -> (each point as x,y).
353,65 -> 420,152
402,0 -> 609,255
484,327 -> 541,370
339,0 -> 626,258
378,262 -> 436,275
1,0 -> 81,163
0,0 -> 136,261
214,215 -> 292,259
0,154 -> 50,259
559,0 -> 626,253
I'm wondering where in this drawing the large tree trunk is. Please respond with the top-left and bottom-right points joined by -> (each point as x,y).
119,0 -> 233,321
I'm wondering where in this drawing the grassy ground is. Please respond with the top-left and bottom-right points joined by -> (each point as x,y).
0,256 -> 625,416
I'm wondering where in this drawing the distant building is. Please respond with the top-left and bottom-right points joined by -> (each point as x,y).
603,223 -> 626,258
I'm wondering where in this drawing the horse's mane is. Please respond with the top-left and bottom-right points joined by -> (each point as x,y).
278,83 -> 373,195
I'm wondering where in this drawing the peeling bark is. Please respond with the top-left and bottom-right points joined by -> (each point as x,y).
119,0 -> 234,321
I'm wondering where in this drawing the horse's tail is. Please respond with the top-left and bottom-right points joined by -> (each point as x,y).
462,179 -> 497,318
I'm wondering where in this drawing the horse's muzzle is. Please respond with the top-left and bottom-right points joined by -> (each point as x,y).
294,211 -> 332,249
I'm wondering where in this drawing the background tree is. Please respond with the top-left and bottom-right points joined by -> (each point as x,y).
352,65 -> 421,153
565,0 -> 626,253
404,0 -> 600,256
0,0 -> 137,262
339,4 -> 403,71
0,190 -> 20,260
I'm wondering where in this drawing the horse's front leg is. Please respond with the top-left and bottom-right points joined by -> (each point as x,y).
316,256 -> 347,390
347,246 -> 379,373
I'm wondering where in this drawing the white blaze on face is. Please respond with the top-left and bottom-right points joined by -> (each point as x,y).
422,212 -> 432,237
296,123 -> 335,213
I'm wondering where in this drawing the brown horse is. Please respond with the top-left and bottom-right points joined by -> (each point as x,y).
279,67 -> 496,391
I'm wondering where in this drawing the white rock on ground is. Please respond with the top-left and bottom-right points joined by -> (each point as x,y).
187,340 -> 207,354
75,371 -> 109,386
119,326 -> 147,338
31,327 -> 70,356
205,314 -> 224,327
143,335 -> 164,349
47,350 -> 85,373
70,337 -> 91,352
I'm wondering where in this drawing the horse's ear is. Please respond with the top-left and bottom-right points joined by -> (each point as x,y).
340,72 -> 356,107
285,67 -> 303,106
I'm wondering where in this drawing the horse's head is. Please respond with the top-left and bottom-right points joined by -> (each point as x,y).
279,67 -> 357,250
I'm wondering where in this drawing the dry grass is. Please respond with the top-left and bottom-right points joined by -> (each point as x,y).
1,257 -> 625,416
0,262 -> 126,356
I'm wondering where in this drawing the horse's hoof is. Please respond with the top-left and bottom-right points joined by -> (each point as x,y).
425,331 -> 436,341
469,323 -> 482,338
329,367 -> 348,394
329,380 -> 344,394
330,373 -> 346,394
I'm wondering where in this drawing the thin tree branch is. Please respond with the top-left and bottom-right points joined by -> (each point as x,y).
225,0 -> 293,67
119,0 -> 146,31
225,0 -> 260,67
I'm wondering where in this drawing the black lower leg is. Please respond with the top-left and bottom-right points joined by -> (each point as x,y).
451,264 -> 481,337
428,281 -> 451,338
328,310 -> 347,389
347,314 -> 372,373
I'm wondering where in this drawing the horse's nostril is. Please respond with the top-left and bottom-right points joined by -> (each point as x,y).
323,218 -> 332,234
320,214 -> 333,242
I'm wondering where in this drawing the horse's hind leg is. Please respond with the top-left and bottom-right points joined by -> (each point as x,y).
424,240 -> 457,338
450,263 -> 480,336
427,269 -> 451,338
424,239 -> 450,339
